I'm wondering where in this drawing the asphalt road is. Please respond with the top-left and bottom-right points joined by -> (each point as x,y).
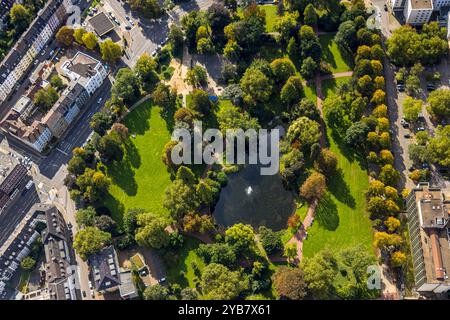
0,186 -> 40,245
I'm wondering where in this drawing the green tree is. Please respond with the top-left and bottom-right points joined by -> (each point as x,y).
97,133 -> 124,163
188,89 -> 211,116
280,76 -> 303,106
303,3 -> 317,26
129,0 -> 162,19
298,25 -> 321,62
270,57 -> 296,83
273,11 -> 299,43
134,53 -> 159,90
301,250 -> 337,299
300,57 -> 318,80
82,32 -> 98,50
258,226 -> 283,255
216,104 -> 260,131
151,83 -> 177,109
33,86 -> 59,111
379,164 -> 400,187
201,263 -> 249,300
76,207 -> 97,227
100,39 -> 122,63
427,125 -> 450,167
74,28 -> 87,44
287,117 -> 321,150
197,243 -> 237,267
10,4 -> 32,33
335,20 -> 357,53
50,75 -> 64,91
56,26 -> 75,47
403,96 -> 423,122
185,65 -> 208,88
163,179 -> 199,221
89,112 -> 112,136
135,212 -> 170,249
240,67 -> 272,106
73,227 -> 111,260
20,256 -> 36,271
143,284 -> 169,300
225,223 -> 256,254
427,88 -> 450,120
112,68 -> 141,105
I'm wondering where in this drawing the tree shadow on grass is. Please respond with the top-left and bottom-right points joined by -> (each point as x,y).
107,158 -> 138,197
327,168 -> 356,209
102,192 -> 125,226
161,103 -> 176,132
124,139 -> 141,169
124,102 -> 152,135
315,193 -> 339,231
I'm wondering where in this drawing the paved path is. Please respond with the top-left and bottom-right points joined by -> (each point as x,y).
286,199 -> 318,264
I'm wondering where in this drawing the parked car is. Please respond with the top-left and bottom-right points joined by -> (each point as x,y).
125,15 -> 130,20
421,163 -> 430,169
397,84 -> 405,92
125,25 -> 131,30
384,4 -> 388,11
408,166 -> 415,172
427,84 -> 435,91
416,127 -> 426,132
151,50 -> 157,57
97,97 -> 103,104
404,134 -> 411,138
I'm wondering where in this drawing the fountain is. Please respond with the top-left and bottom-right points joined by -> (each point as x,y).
245,186 -> 253,195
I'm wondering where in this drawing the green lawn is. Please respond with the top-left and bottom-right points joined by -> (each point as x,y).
105,100 -> 173,223
304,83 -> 317,104
319,34 -> 353,73
302,78 -> 374,258
321,76 -> 352,99
263,5 -> 278,32
165,237 -> 205,289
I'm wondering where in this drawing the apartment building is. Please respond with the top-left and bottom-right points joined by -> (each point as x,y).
1,51 -> 106,153
406,183 -> 450,294
404,0 -> 434,25
61,52 -> 108,95
0,0 -> 71,104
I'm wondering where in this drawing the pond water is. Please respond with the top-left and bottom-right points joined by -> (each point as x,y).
213,164 -> 295,231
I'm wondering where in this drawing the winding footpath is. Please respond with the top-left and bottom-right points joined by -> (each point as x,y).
284,69 -> 353,264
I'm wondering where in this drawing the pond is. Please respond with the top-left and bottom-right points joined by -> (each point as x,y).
213,164 -> 295,231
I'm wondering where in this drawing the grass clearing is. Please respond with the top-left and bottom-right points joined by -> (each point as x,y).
165,237 -> 205,289
105,101 -> 173,224
263,5 -> 278,32
321,76 -> 352,99
302,77 -> 374,258
319,34 -> 353,73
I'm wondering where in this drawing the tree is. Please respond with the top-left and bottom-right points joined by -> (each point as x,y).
385,217 -> 401,233
76,169 -> 110,203
273,267 -> 306,300
73,227 -> 111,260
10,4 -> 31,33
298,25 -> 322,62
409,144 -> 428,164
56,26 -> 75,47
163,179 -> 199,221
90,112 -> 112,136
129,0 -> 162,19
33,86 -> 59,111
303,4 -> 317,27
344,121 -> 370,149
280,76 -> 303,106
67,156 -> 86,176
273,11 -> 299,43
427,88 -> 450,120
182,213 -> 215,234
258,226 -> 283,255
135,212 -> 170,249
403,96 -> 423,122
168,24 -> 184,52
185,65 -> 208,88
315,148 -> 338,175
300,57 -> 318,80
151,83 -> 176,109
82,32 -> 98,50
100,39 -> 122,63
111,123 -> 129,143
74,28 -> 87,44
240,67 -> 272,106
225,223 -> 255,255
197,243 -> 237,267
287,117 -> 321,151
379,164 -> 400,187
176,166 -> 196,185
97,133 -> 124,163
174,107 -> 195,127
380,149 -> 394,165
135,53 -> 159,90
201,263 -> 249,300
112,68 -> 141,105
181,288 -> 199,300
270,58 -> 296,84
299,172 -> 326,202
144,284 -> 169,300
181,11 -> 203,50
20,256 -> 36,270
196,181 -> 214,206
50,75 -> 64,91
427,125 -> 450,167
335,20 -> 357,53
374,232 -> 402,250
391,251 -> 407,268
197,37 -> 214,54
284,242 -> 297,262
301,250 -> 337,299
188,89 -> 211,116
405,75 -> 421,97
76,207 -> 97,227
291,98 -> 320,121
216,104 -> 260,131
207,3 -> 231,34
162,140 -> 180,170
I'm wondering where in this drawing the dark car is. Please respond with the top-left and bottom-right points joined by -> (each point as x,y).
421,163 -> 430,169
427,84 -> 435,91
408,166 -> 415,172
404,134 -> 411,138
384,4 -> 388,11
397,84 -> 405,92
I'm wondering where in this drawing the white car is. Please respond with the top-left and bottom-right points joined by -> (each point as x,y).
97,97 -> 103,104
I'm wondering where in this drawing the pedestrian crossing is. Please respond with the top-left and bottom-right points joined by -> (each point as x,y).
57,141 -> 73,155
